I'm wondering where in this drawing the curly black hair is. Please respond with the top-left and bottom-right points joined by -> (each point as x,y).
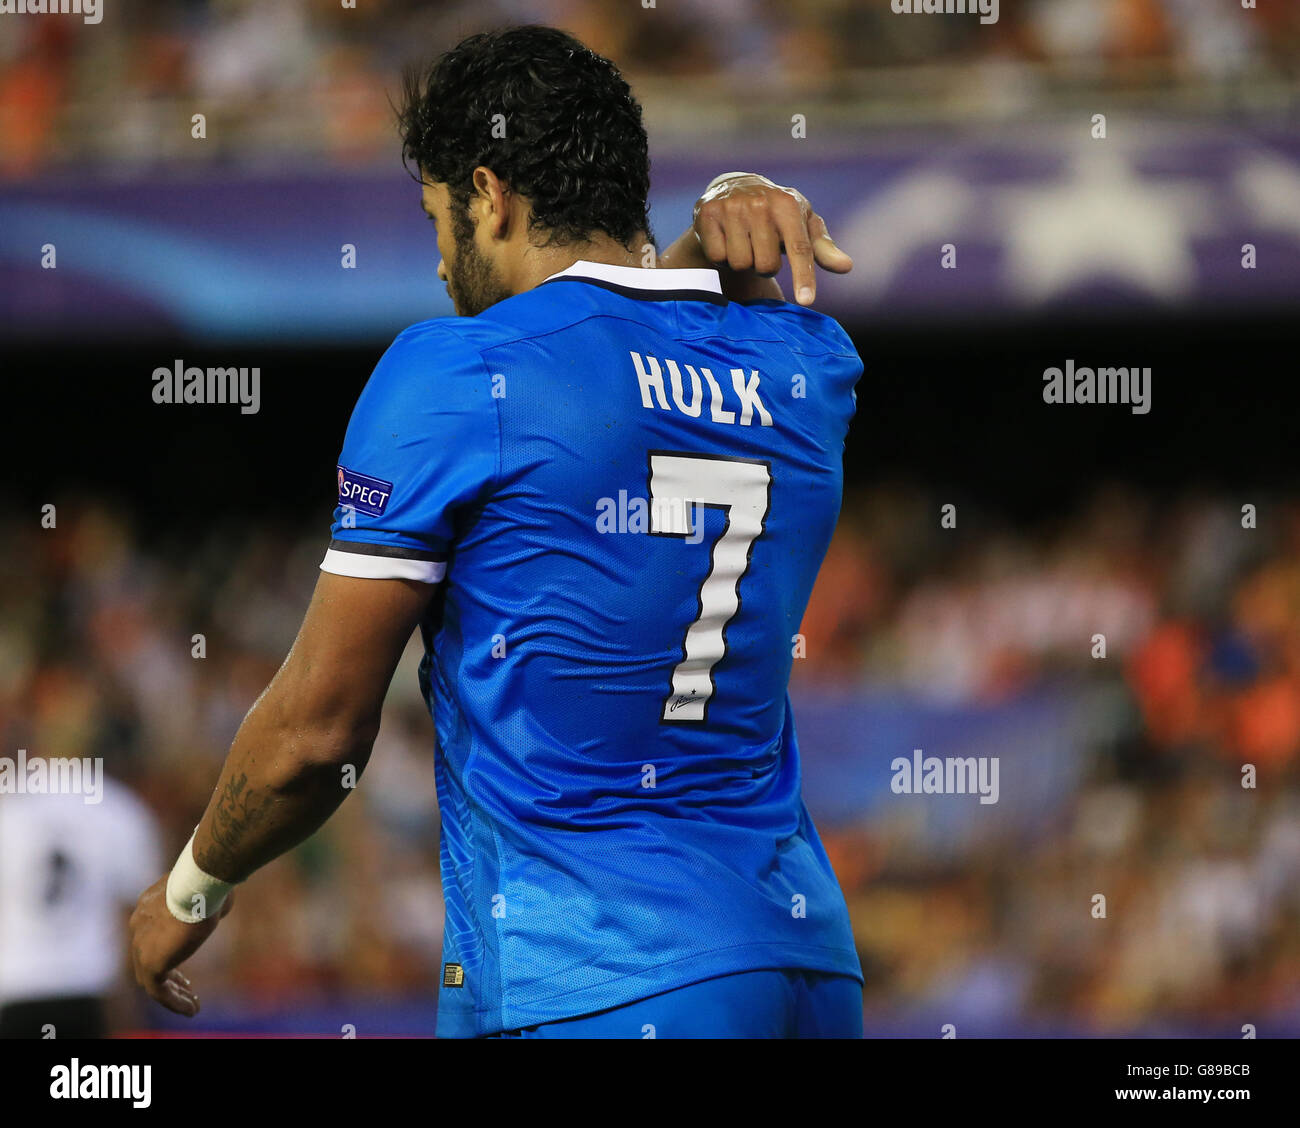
398,26 -> 652,249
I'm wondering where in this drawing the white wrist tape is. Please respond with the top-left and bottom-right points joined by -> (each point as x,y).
165,831 -> 234,924
695,172 -> 783,223
700,170 -> 777,200
702,171 -> 768,193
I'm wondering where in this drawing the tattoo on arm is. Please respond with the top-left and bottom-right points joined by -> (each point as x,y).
202,771 -> 276,877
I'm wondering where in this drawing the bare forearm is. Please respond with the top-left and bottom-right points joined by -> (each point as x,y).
129,573 -> 428,1018
191,689 -> 375,883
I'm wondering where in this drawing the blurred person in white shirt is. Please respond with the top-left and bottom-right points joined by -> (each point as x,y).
0,770 -> 161,1038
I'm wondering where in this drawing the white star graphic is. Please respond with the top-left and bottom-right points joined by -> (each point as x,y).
1000,146 -> 1214,303
1235,151 -> 1300,241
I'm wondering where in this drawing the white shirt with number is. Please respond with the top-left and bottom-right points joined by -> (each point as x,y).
0,778 -> 161,1006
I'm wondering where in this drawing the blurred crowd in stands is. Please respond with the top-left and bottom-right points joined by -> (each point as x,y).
2,485 -> 1298,1032
2,0 -> 1298,177
801,487 -> 1300,1032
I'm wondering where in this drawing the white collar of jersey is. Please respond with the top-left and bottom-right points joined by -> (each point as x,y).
541,260 -> 723,294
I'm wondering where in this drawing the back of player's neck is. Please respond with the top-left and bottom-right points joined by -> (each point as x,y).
521,233 -> 648,291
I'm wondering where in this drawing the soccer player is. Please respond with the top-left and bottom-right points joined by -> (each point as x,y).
129,26 -> 865,1038
1,770 -> 161,1038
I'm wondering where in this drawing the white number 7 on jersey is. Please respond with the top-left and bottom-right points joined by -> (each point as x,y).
648,451 -> 772,723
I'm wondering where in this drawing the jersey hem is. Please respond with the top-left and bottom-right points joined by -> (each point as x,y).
320,544 -> 447,583
435,940 -> 863,1038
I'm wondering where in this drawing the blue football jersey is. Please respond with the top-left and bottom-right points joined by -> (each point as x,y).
323,261 -> 864,1036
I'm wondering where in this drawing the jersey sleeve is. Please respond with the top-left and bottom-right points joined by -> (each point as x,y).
321,323 -> 499,583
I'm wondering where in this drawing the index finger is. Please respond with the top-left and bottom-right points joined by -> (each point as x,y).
772,194 -> 816,305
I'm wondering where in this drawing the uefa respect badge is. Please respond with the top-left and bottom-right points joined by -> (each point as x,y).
337,465 -> 393,517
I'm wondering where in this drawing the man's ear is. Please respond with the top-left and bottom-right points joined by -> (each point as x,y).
472,167 -> 511,240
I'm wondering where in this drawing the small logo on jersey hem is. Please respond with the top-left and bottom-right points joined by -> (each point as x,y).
337,466 -> 393,517
443,963 -> 465,988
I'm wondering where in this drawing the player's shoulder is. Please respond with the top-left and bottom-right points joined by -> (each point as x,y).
359,317 -> 508,416
377,304 -> 566,382
382,316 -> 500,374
734,297 -> 861,362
